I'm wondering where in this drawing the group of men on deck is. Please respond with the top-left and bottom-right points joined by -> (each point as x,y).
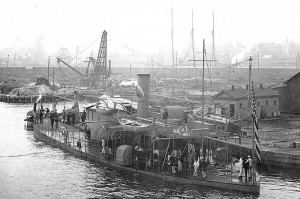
238,155 -> 253,181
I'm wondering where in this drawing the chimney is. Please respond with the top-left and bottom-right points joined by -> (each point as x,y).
137,74 -> 150,118
260,84 -> 263,89
246,84 -> 248,90
231,85 -> 235,90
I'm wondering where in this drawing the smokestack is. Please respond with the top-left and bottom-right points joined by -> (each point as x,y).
260,84 -> 263,89
137,74 -> 150,118
246,85 -> 248,90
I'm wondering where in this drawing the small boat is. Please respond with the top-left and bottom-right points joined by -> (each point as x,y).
118,117 -> 156,135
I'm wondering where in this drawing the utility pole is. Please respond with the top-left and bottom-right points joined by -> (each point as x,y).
191,10 -> 196,74
296,53 -> 299,69
53,62 -> 54,87
13,53 -> 16,77
130,64 -> 132,80
151,57 -> 153,69
296,54 -> 298,69
257,52 -> 259,71
176,51 -> 178,71
248,57 -> 252,102
48,56 -> 50,83
171,8 -> 175,69
6,54 -> 9,75
297,53 -> 299,68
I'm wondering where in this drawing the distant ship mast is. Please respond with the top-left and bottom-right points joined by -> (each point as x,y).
191,10 -> 196,74
171,8 -> 175,69
212,10 -> 217,74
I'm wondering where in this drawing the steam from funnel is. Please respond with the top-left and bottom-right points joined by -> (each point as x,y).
36,94 -> 42,103
136,85 -> 145,98
137,74 -> 150,119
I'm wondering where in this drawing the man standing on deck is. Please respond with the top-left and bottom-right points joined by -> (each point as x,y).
238,157 -> 243,180
81,110 -> 87,126
62,107 -> 66,123
193,158 -> 199,177
50,111 -> 55,129
72,113 -> 75,125
243,157 -> 249,181
246,155 -> 253,179
86,128 -> 91,140
40,106 -> 44,123
153,148 -> 160,170
162,108 -> 168,122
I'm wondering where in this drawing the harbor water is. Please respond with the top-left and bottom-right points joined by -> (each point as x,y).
0,102 -> 300,198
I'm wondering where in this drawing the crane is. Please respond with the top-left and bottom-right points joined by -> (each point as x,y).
85,30 -> 110,87
57,30 -> 110,88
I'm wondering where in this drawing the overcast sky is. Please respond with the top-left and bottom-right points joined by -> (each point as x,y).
1,0 -> 300,57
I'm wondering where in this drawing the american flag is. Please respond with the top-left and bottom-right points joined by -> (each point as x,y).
252,88 -> 261,162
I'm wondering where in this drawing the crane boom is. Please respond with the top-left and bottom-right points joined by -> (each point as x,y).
57,58 -> 85,77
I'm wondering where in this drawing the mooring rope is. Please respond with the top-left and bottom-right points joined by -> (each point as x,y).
0,151 -> 47,158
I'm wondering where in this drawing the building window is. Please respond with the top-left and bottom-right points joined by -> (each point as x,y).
257,101 -> 260,107
240,103 -> 242,108
274,100 -> 276,106
266,100 -> 268,106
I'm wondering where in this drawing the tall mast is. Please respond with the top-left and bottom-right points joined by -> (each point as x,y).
248,57 -> 252,101
48,56 -> 50,83
212,10 -> 217,74
202,39 -> 205,129
171,8 -> 175,69
192,10 -> 196,73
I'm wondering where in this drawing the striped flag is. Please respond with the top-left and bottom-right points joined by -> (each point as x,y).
252,88 -> 261,162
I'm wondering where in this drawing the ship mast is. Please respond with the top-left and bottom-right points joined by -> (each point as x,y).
171,8 -> 175,69
202,39 -> 205,129
212,10 -> 216,74
192,10 -> 196,73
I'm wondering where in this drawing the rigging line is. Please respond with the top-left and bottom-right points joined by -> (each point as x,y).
79,35 -> 102,55
0,151 -> 47,158
57,61 -> 67,84
204,49 -> 210,76
180,43 -> 192,62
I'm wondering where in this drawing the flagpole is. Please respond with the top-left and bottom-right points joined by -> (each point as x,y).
252,81 -> 255,185
248,57 -> 252,101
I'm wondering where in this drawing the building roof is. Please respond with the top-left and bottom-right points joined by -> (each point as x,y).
284,72 -> 300,85
213,87 -> 279,100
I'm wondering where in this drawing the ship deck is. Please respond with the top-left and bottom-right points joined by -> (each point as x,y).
32,118 -> 260,194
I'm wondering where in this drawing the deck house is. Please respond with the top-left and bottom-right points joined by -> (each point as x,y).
212,85 -> 280,120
